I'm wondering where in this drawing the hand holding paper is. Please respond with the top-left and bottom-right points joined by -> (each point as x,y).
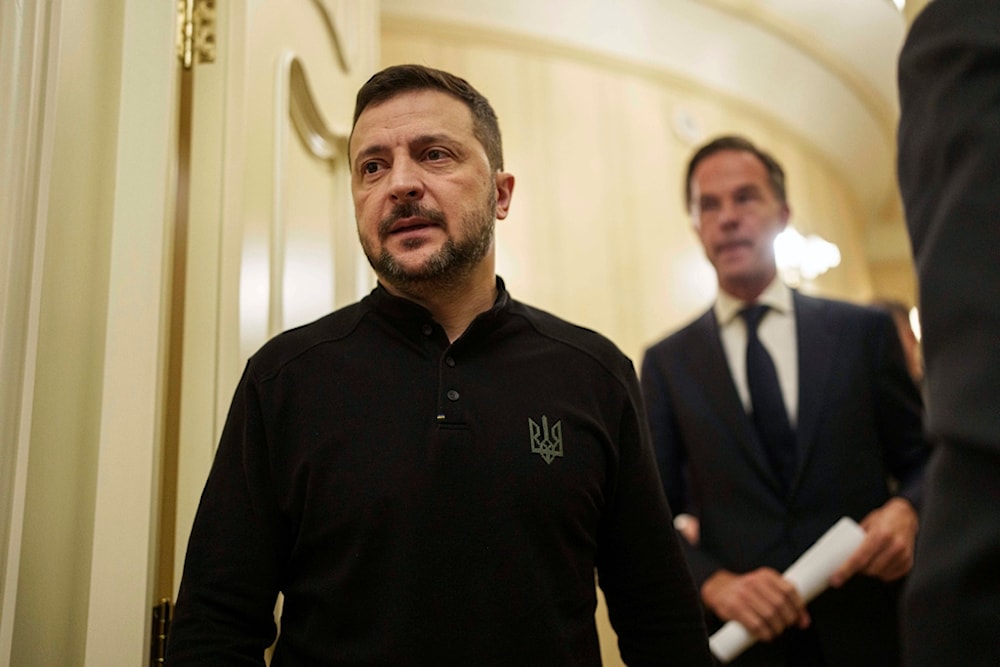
708,517 -> 866,663
830,497 -> 918,587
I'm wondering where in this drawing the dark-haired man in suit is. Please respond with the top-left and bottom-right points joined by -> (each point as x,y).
641,135 -> 931,665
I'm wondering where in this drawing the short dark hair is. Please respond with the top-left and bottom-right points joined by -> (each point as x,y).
351,64 -> 504,172
684,135 -> 787,211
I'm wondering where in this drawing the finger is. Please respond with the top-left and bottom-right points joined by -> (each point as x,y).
749,578 -> 803,636
862,536 -> 900,575
743,610 -> 779,642
866,547 -> 913,581
751,601 -> 790,641
831,540 -> 875,587
772,584 -> 806,627
749,598 -> 795,637
864,530 -> 914,579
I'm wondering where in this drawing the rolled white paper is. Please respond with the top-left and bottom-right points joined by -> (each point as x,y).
708,621 -> 754,664
708,517 -> 866,663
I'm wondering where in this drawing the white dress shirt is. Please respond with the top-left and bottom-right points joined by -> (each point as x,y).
714,279 -> 799,426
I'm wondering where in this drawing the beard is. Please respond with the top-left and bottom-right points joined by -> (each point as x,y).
362,188 -> 496,294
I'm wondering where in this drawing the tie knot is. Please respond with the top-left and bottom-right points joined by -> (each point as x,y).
739,304 -> 770,333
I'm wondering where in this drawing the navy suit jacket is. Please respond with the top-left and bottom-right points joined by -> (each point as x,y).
640,291 -> 930,665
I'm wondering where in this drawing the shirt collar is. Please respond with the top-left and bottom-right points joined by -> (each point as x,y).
714,277 -> 794,326
367,276 -> 511,328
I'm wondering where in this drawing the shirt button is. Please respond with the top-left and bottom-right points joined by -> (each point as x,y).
446,389 -> 460,401
445,356 -> 456,367
421,324 -> 433,336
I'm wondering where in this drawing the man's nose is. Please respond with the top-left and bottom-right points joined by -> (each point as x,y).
388,159 -> 423,201
717,199 -> 741,226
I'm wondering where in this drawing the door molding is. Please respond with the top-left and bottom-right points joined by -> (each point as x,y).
83,1 -> 179,664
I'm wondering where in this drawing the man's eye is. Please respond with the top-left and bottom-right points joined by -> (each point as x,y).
362,162 -> 380,174
426,149 -> 446,161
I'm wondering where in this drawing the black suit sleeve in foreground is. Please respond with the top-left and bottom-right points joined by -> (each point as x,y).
897,0 -> 1000,449
897,1 -> 1000,665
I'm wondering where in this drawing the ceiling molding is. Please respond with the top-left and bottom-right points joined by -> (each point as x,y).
697,0 -> 898,133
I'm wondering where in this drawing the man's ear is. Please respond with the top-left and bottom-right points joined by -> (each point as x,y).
494,172 -> 515,220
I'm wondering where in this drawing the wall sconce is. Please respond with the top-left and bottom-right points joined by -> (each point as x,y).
774,226 -> 842,287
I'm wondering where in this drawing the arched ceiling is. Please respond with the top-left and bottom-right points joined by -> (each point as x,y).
382,0 -> 911,223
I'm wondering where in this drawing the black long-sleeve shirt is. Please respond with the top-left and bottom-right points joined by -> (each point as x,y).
166,278 -> 711,666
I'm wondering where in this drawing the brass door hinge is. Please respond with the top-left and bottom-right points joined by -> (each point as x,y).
150,598 -> 173,665
177,0 -> 216,69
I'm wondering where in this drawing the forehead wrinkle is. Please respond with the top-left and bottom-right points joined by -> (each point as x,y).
411,132 -> 460,147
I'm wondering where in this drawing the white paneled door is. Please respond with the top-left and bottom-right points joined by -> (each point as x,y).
167,0 -> 378,606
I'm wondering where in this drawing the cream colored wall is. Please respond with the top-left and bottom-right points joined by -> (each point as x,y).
381,18 -> 876,368
870,259 -> 919,309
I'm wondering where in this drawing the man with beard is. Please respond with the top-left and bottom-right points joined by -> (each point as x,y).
166,64 -> 712,666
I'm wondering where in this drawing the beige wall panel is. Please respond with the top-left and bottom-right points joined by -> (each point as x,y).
869,259 -> 919,308
826,182 -> 874,300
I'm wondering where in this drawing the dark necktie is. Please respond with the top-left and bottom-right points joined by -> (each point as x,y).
740,304 -> 797,492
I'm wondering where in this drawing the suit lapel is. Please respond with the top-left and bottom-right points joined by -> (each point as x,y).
792,293 -> 837,492
691,310 -> 785,492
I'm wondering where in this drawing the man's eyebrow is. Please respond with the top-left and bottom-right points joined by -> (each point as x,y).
353,143 -> 387,167
352,133 -> 462,168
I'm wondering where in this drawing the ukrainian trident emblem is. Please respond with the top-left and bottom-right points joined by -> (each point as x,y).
529,416 -> 563,464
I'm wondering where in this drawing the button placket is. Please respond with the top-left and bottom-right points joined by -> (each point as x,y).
443,352 -> 460,403
437,348 -> 465,423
